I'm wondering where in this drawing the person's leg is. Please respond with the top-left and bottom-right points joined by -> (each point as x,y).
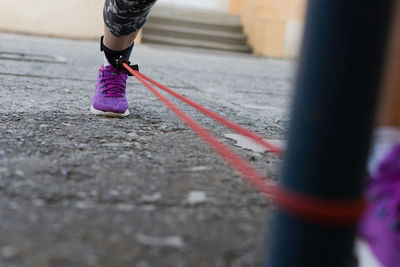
91,0 -> 157,117
103,26 -> 138,52
102,0 -> 157,66
359,2 -> 400,266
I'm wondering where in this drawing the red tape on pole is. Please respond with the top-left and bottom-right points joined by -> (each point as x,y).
123,63 -> 365,226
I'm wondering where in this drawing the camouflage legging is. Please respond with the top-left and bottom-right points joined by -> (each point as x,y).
104,0 -> 157,37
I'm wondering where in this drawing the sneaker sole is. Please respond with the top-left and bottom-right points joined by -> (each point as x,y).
355,239 -> 383,267
90,105 -> 129,118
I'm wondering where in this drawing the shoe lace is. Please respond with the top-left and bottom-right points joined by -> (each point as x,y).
99,68 -> 127,97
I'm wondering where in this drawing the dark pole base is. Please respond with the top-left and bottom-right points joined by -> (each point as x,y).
266,1 -> 395,266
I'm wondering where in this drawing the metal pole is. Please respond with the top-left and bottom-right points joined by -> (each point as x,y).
266,1 -> 395,266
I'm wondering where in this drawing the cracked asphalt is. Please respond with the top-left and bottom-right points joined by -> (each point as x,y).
0,33 -> 293,267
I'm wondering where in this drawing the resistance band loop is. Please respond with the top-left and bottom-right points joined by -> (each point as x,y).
123,63 -> 366,226
136,72 -> 283,155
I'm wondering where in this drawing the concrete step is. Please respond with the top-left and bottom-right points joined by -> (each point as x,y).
146,16 -> 244,33
149,5 -> 242,26
142,34 -> 252,54
143,24 -> 248,45
142,6 -> 251,54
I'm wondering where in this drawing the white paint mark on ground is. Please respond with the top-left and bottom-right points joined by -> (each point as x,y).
136,234 -> 185,248
240,104 -> 285,112
188,166 -> 211,172
187,191 -> 207,205
141,192 -> 162,203
224,133 -> 284,153
0,246 -> 18,258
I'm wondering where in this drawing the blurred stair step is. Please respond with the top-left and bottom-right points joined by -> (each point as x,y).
142,34 -> 252,53
147,16 -> 244,33
143,24 -> 248,45
142,6 -> 252,54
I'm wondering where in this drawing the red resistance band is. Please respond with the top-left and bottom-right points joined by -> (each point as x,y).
123,63 -> 366,226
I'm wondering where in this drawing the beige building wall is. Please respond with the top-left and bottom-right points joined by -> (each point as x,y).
158,0 -> 230,12
0,0 -> 306,58
0,0 -> 104,40
230,0 -> 307,58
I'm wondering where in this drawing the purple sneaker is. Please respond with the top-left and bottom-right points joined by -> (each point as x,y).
358,144 -> 400,267
91,64 -> 129,117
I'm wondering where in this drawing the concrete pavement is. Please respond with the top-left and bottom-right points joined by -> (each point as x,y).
0,33 -> 293,267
